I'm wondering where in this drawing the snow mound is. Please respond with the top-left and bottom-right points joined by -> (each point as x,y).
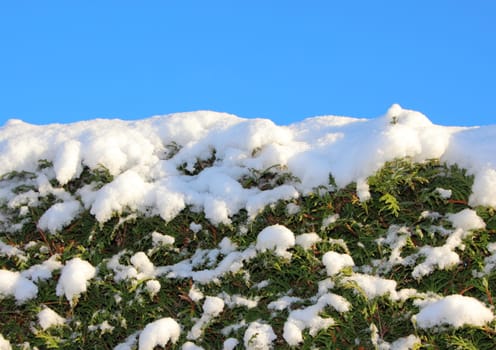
447,208 -> 485,231
138,317 -> 181,350
256,224 -> 295,258
0,269 -> 38,302
322,251 -> 355,276
38,306 -> 66,330
55,258 -> 96,304
414,294 -> 494,329
243,321 -> 276,350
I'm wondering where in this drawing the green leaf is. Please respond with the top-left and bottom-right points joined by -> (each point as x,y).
379,193 -> 400,217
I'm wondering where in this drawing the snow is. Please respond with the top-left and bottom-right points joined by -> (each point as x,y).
321,213 -> 340,230
20,255 -> 62,282
145,280 -> 161,297
447,208 -> 486,231
138,317 -> 181,350
414,295 -> 494,329
182,342 -> 204,350
1,105 -> 495,230
322,251 -> 355,276
0,334 -> 11,350
344,274 -> 399,300
256,224 -> 296,258
243,321 -> 276,350
38,200 -> 82,233
221,292 -> 259,309
151,231 -> 175,246
283,293 -> 349,346
188,284 -> 204,302
268,296 -> 302,311
187,296 -> 225,340
295,232 -> 322,249
0,240 -> 26,260
130,252 -> 156,279
223,338 -> 239,350
435,187 -> 452,199
390,335 -> 421,350
0,269 -> 38,302
53,140 -> 83,185
38,306 -> 66,330
55,257 -> 96,305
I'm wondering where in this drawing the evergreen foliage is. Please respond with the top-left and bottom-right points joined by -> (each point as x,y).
0,157 -> 495,349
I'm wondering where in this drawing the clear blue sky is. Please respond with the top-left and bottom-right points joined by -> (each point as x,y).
1,1 -> 495,126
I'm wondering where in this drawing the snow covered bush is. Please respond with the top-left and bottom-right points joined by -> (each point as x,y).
1,108 -> 496,349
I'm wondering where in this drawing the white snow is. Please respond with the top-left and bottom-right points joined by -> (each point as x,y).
113,332 -> 139,350
187,296 -> 225,340
447,208 -> 486,231
145,280 -> 161,297
243,321 -> 276,350
256,224 -> 295,258
189,222 -> 203,233
182,342 -> 204,350
344,274 -> 399,300
1,106 -> 495,229
321,214 -> 340,230
221,292 -> 259,309
88,320 -> 115,334
223,338 -> 239,350
0,269 -> 38,302
38,200 -> 82,233
414,294 -> 494,329
138,317 -> 181,350
38,306 -> 66,330
283,293 -> 349,346
130,252 -> 156,279
0,240 -> 26,260
151,231 -> 175,247
322,251 -> 355,276
0,334 -> 11,350
435,188 -> 452,199
20,254 -> 63,282
55,257 -> 96,305
390,335 -> 421,350
295,232 -> 322,249
268,296 -> 302,311
188,284 -> 204,302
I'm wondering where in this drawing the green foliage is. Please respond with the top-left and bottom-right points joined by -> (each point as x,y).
64,164 -> 114,193
0,157 -> 495,349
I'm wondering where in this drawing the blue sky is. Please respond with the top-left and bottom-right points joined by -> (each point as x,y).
1,1 -> 495,126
